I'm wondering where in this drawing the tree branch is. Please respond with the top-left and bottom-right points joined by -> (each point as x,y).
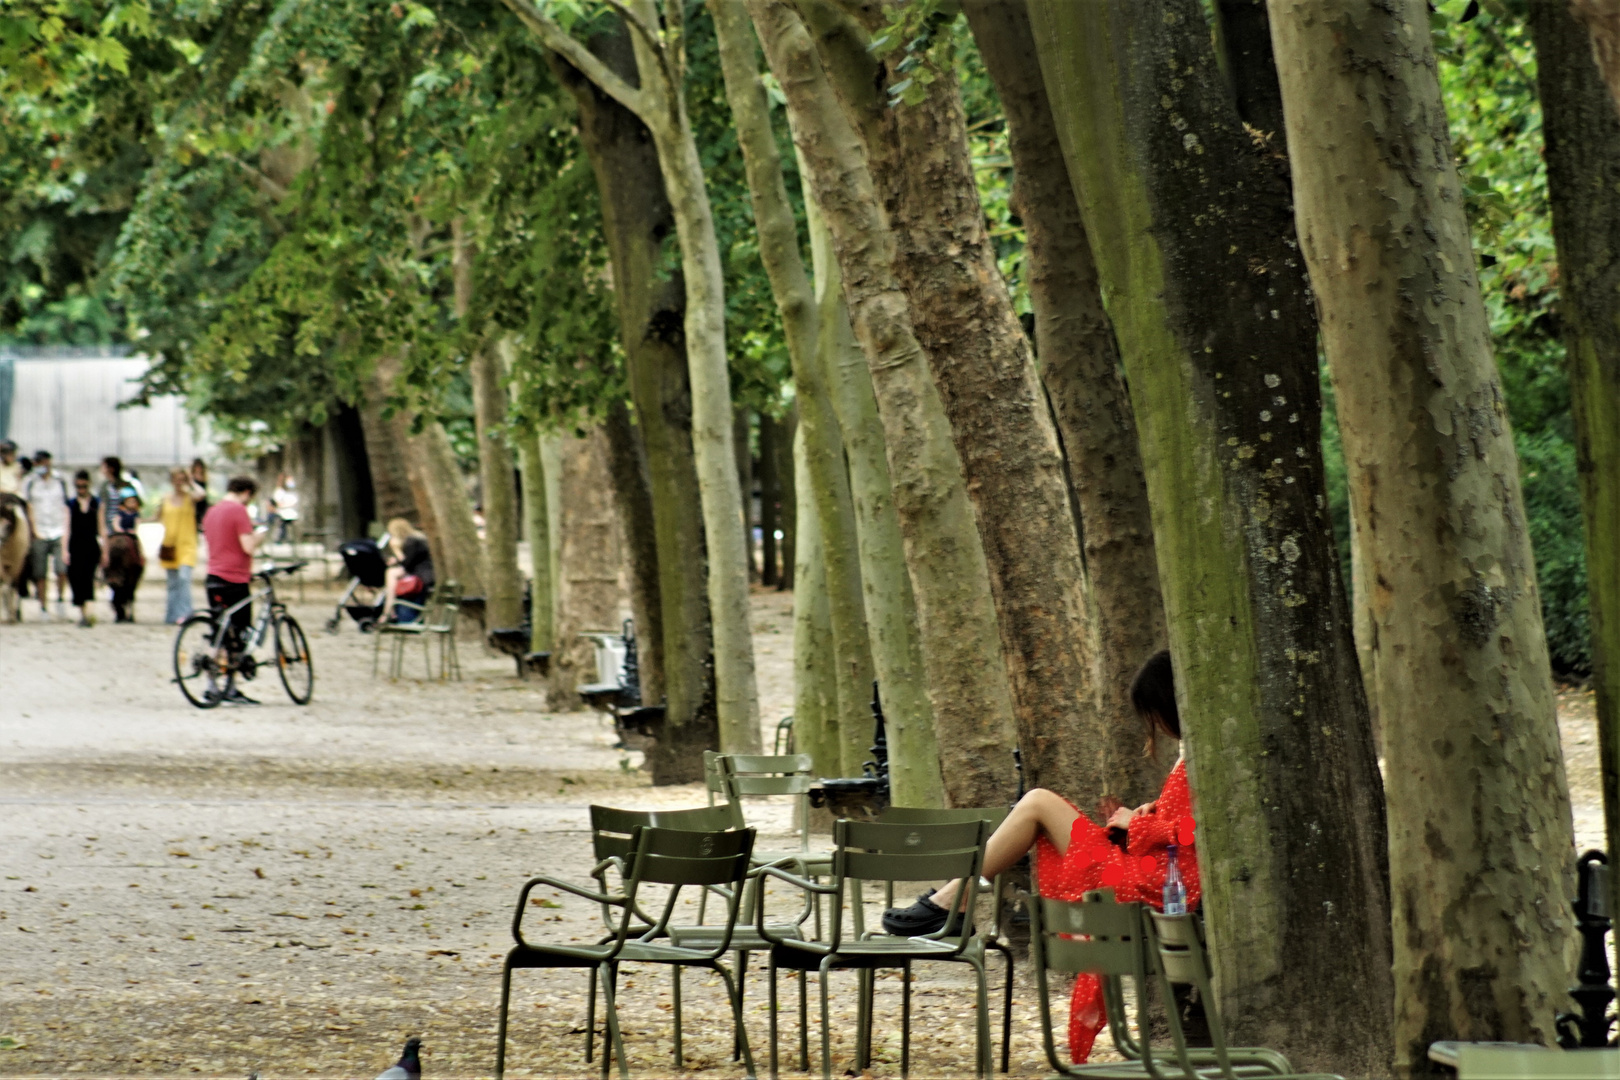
600,0 -> 678,107
499,0 -> 651,119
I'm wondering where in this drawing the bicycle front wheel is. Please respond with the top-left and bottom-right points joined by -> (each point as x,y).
174,613 -> 223,709
274,614 -> 314,704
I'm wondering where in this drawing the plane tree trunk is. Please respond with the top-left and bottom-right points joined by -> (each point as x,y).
1531,0 -> 1620,931
965,0 -> 1169,809
751,0 -> 1017,808
507,0 -> 760,753
602,399 -> 665,707
709,0 -> 874,775
550,25 -> 717,782
1268,0 -> 1579,1071
797,0 -> 1097,805
1031,2 -> 1394,1073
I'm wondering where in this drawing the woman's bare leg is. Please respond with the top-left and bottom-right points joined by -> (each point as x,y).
926,789 -> 1080,909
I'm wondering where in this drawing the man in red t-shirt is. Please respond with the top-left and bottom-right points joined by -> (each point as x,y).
202,476 -> 267,703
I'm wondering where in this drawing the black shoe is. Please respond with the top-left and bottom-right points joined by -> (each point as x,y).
221,688 -> 259,706
882,893 -> 950,936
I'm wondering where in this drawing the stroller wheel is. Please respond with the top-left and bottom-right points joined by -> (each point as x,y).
324,616 -> 340,635
357,618 -> 376,634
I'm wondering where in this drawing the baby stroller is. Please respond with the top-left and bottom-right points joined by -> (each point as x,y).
325,538 -> 388,633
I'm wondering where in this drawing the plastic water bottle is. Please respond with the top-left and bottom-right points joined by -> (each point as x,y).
1162,844 -> 1188,916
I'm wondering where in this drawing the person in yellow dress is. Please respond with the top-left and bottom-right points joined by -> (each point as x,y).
159,467 -> 204,624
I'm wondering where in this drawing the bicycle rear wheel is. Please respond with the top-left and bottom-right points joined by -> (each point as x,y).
174,613 -> 223,709
275,614 -> 314,704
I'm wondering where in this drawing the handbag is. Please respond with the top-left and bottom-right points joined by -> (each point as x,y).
159,543 -> 177,563
395,574 -> 425,597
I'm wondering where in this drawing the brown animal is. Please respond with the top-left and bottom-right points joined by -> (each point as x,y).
104,532 -> 145,623
0,493 -> 31,622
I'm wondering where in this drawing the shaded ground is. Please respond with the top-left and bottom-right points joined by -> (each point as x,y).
0,579 -> 1605,1077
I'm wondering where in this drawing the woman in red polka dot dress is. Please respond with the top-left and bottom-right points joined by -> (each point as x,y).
881,649 -> 1198,1063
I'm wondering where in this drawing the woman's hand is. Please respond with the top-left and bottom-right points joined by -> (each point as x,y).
1107,807 -> 1135,830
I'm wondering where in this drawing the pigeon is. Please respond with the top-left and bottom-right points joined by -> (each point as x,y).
374,1037 -> 422,1080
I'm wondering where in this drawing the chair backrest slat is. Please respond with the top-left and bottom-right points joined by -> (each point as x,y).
880,805 -> 1011,829
629,826 -> 754,887
1040,892 -> 1138,938
1042,936 -> 1142,976
838,848 -> 981,883
589,803 -> 734,862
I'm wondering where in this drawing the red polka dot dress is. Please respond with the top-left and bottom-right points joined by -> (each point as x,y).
1033,759 -> 1201,1062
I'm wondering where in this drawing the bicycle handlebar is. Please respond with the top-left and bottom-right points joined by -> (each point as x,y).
255,561 -> 309,579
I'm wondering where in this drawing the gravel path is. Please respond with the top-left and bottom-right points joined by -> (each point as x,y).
0,580 -> 1604,1077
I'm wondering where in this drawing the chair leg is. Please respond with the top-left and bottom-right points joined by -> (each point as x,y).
495,958 -> 515,1080
901,958 -> 912,1080
768,955 -> 780,1080
733,949 -> 749,1061
671,965 -> 683,1068
973,957 -> 990,1080
856,969 -> 872,1070
715,961 -> 757,1080
371,634 -> 380,678
586,964 -> 598,1064
819,959 -> 835,1080
798,969 -> 809,1072
601,961 -> 629,1080
1000,947 -> 1014,1073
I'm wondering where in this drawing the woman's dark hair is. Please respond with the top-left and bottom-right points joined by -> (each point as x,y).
73,469 -> 90,483
1130,649 -> 1180,755
103,455 -> 122,476
226,475 -> 259,496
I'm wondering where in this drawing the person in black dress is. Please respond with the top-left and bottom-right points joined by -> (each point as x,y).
62,470 -> 104,627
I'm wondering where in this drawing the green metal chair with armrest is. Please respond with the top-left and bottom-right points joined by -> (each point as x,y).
867,804 -> 1016,1073
756,818 -> 993,1080
1146,911 -> 1342,1079
584,804 -> 815,1065
494,823 -> 759,1080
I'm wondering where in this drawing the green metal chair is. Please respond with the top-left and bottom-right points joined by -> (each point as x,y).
371,580 -> 462,680
1027,888 -> 1169,1080
757,818 -> 993,1080
494,823 -> 759,1080
705,751 -> 834,876
583,804 -> 814,1066
1147,911 -> 1339,1078
869,805 -> 1015,1073
1028,891 -> 1340,1080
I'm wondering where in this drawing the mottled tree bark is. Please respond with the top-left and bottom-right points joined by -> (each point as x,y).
602,398 -> 664,707
550,429 -> 631,710
508,0 -> 761,755
1032,2 -> 1394,1073
758,411 -> 781,586
551,27 -> 717,782
751,0 -> 1017,808
710,0 -> 874,774
792,424 -> 839,777
797,0 -> 1094,806
355,389 -> 417,528
460,230 -> 523,632
501,337 -> 555,657
1531,0 -> 1620,937
1573,0 -> 1620,110
371,350 -> 482,597
805,191 -> 943,807
964,0 -> 1169,810
1268,0 -> 1576,1071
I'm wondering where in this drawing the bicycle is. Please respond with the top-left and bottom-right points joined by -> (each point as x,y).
172,562 -> 314,708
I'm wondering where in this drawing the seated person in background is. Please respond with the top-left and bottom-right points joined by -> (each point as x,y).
881,649 -> 1200,1063
380,518 -> 434,623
